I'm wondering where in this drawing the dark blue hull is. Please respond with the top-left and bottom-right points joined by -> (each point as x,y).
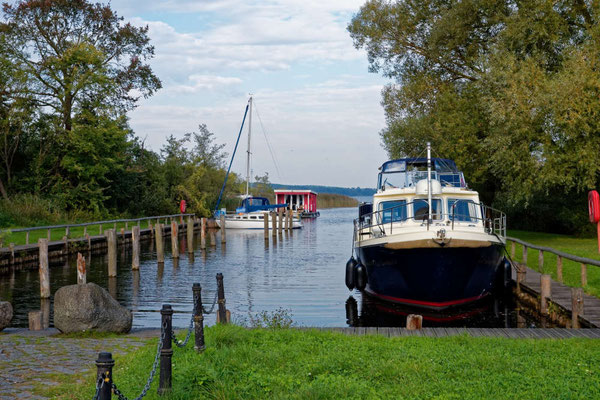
356,244 -> 504,309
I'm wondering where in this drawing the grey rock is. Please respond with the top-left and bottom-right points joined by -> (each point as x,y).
0,301 -> 13,331
53,283 -> 132,333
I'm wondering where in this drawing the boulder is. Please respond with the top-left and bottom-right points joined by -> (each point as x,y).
0,301 -> 13,331
54,283 -> 132,333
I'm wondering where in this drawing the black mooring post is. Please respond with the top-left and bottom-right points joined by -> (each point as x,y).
216,273 -> 227,324
158,304 -> 173,395
95,352 -> 114,400
193,283 -> 205,352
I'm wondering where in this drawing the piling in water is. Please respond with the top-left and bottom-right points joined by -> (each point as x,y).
132,225 -> 140,270
107,229 -> 117,277
38,239 -> 50,299
271,211 -> 277,237
155,223 -> 165,263
171,221 -> 179,259
77,252 -> 86,284
278,208 -> 283,234
28,310 -> 42,331
200,218 -> 206,249
187,216 -> 194,253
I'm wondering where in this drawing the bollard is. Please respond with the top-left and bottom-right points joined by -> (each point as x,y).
571,288 -> 584,329
171,221 -> 179,259
200,218 -> 206,249
278,208 -> 283,234
557,255 -> 563,283
95,352 -> 114,400
132,225 -> 140,270
159,304 -> 173,395
38,239 -> 50,299
77,252 -> 86,284
264,212 -> 269,240
406,314 -> 423,330
271,211 -> 276,237
155,223 -> 164,263
540,274 -> 551,315
216,273 -> 227,324
220,214 -> 226,244
187,216 -> 194,253
193,283 -> 205,352
107,229 -> 117,277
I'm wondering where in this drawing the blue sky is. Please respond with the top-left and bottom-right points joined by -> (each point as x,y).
106,0 -> 390,188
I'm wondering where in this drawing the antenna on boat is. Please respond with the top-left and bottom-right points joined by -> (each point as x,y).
246,95 -> 253,198
427,142 -> 432,224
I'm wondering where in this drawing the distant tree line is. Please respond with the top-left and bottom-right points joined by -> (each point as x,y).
349,1 -> 600,235
0,0 -> 243,226
270,184 -> 375,197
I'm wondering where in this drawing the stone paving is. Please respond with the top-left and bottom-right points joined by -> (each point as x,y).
0,328 -> 155,399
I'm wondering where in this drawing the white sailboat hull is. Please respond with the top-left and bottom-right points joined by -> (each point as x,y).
216,212 -> 303,229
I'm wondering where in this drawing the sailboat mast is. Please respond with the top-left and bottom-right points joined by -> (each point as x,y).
427,142 -> 432,223
246,96 -> 253,197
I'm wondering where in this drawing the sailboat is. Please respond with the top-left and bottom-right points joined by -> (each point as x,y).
214,96 -> 303,229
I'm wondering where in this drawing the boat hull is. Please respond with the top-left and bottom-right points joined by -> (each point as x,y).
216,214 -> 303,230
356,244 -> 504,309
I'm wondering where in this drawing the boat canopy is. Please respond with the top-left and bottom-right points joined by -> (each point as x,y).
378,158 -> 466,190
235,197 -> 287,213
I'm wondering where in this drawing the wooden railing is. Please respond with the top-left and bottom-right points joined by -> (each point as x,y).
506,236 -> 600,287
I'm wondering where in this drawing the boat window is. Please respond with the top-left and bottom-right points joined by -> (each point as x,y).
250,216 -> 257,219
412,199 -> 442,221
379,200 -> 407,223
448,199 -> 478,222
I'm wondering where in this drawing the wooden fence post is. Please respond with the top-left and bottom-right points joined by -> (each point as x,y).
538,250 -> 544,273
77,252 -> 86,284
171,221 -> 179,259
571,288 -> 584,329
38,239 -> 50,299
557,255 -> 563,283
155,223 -> 164,263
522,245 -> 528,265
187,216 -> 194,253
25,231 -> 29,245
107,229 -> 117,277
516,264 -> 526,294
581,263 -> 587,287
510,241 -> 515,259
540,274 -> 551,315
132,225 -> 140,270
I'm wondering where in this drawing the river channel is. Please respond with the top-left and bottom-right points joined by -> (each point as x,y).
1,207 -> 535,329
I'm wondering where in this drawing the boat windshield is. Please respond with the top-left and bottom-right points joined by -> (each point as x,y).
378,158 -> 466,190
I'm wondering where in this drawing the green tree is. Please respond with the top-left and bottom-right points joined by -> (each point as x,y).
0,0 -> 161,133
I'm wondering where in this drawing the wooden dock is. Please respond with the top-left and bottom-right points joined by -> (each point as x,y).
303,327 -> 600,339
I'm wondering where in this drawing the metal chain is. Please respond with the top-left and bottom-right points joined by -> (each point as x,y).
172,313 -> 194,348
91,376 -> 104,400
202,291 -> 218,315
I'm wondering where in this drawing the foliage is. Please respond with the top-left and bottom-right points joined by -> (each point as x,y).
41,325 -> 600,399
349,0 -> 600,234
318,193 -> 359,209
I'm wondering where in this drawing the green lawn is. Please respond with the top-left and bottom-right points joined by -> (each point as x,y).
42,325 -> 599,399
507,230 -> 600,297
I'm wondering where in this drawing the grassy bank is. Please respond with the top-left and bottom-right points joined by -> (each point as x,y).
318,193 -> 358,209
44,325 -> 600,399
508,230 -> 600,298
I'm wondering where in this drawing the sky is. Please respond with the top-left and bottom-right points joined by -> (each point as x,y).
106,0 -> 390,188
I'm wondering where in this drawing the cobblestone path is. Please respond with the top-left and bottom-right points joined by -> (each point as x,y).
0,329 -> 153,399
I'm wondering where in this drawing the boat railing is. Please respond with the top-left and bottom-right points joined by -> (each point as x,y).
355,201 -> 506,243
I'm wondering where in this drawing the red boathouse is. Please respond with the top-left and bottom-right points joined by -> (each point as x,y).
274,190 -> 318,213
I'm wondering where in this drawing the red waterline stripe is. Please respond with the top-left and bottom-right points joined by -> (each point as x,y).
366,290 -> 486,308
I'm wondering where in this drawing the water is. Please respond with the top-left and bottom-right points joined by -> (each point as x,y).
1,207 -> 532,328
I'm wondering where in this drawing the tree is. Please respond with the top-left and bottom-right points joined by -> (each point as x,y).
0,0 -> 161,133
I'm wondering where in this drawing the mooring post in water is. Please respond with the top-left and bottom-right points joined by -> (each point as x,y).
200,218 -> 206,249
171,221 -> 179,259
571,288 -> 584,329
187,216 -> 194,253
271,211 -> 277,237
540,274 -> 551,315
159,304 -> 173,395
210,228 -> 216,248
28,310 -> 42,331
581,263 -> 587,287
516,264 -> 526,294
95,352 -> 114,400
216,273 -> 227,324
278,208 -> 283,234
77,252 -> 86,284
38,238 -> 50,299
220,214 -> 226,244
132,225 -> 140,270
406,314 -> 423,330
264,212 -> 269,240
107,229 -> 117,277
193,283 -> 205,352
155,223 -> 165,263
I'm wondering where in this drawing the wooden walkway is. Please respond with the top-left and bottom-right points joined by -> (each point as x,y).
520,266 -> 600,328
305,327 -> 600,339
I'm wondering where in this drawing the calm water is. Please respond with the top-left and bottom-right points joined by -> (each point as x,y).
0,207 -> 532,329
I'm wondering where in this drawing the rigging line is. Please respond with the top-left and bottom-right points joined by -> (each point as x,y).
252,100 -> 282,180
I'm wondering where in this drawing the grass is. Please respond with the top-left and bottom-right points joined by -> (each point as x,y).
507,230 -> 600,297
42,325 -> 600,399
318,193 -> 358,209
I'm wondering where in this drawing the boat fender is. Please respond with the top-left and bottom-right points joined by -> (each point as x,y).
355,263 -> 367,291
345,257 -> 357,290
503,257 -> 512,287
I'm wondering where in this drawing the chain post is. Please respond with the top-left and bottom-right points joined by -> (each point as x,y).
95,352 -> 114,400
159,304 -> 173,395
193,283 -> 205,352
216,273 -> 227,324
